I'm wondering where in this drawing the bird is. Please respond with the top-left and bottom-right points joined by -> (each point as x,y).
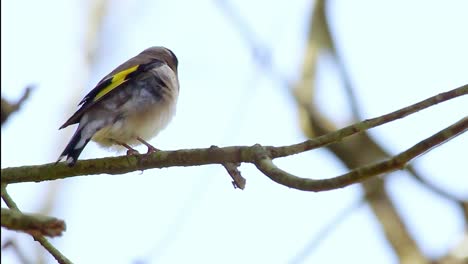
56,46 -> 179,166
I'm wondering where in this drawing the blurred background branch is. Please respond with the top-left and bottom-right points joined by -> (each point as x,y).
0,1 -> 109,263
1,238 -> 31,264
2,1 -> 467,263
216,0 -> 467,263
1,185 -> 71,264
1,85 -> 33,126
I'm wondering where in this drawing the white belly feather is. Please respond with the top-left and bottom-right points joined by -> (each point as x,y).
92,99 -> 177,149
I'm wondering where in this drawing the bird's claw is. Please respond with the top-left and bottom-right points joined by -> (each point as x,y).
146,146 -> 160,154
126,149 -> 139,156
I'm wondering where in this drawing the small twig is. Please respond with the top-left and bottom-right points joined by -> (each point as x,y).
1,185 -> 72,264
222,162 -> 246,190
209,145 -> 246,189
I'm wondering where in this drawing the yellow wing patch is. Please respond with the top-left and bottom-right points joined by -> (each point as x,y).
93,65 -> 140,101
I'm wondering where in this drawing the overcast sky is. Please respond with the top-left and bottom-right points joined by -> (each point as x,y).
2,0 -> 468,263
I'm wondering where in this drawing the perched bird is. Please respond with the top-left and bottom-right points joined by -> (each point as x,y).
57,46 -> 179,166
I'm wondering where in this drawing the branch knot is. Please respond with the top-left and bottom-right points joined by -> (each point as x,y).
251,144 -> 270,161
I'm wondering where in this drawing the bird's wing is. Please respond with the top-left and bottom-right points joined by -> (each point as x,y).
59,60 -> 164,129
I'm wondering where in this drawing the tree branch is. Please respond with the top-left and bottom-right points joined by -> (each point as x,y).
254,117 -> 467,191
2,85 -> 466,187
222,162 -> 246,190
1,87 -> 465,194
275,84 -> 467,157
1,185 -> 72,264
1,208 -> 66,237
215,1 -> 465,262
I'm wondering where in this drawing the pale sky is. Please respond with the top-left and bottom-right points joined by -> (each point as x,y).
2,0 -> 468,263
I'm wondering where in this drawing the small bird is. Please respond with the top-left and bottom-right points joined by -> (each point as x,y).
57,46 -> 179,166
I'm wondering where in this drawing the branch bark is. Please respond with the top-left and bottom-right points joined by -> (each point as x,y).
1,208 -> 66,237
254,118 -> 467,191
1,185 -> 71,264
1,87 -> 466,194
215,1 -> 466,263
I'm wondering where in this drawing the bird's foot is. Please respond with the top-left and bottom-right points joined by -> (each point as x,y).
146,145 -> 160,154
137,137 -> 160,154
126,149 -> 140,156
112,139 -> 139,156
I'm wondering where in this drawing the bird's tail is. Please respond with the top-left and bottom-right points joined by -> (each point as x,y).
56,127 -> 92,167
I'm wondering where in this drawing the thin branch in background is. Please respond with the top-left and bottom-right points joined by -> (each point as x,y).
216,1 -> 467,261
318,0 -> 468,217
301,0 -> 468,227
217,0 -> 464,194
19,1 -> 110,262
406,164 -> 468,204
301,0 -> 468,252
1,85 -> 34,126
299,105 -> 430,263
2,239 -> 32,264
296,103 -> 467,263
216,1 -> 271,70
40,0 -> 109,215
290,197 -> 366,264
83,0 -> 108,65
135,175 -> 217,263
1,185 -> 72,264
215,0 -> 290,86
318,0 -> 363,120
324,0 -> 467,220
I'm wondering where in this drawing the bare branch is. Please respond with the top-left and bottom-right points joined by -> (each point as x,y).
1,85 -> 466,189
1,185 -> 72,264
255,117 -> 467,191
1,208 -> 66,237
215,1 -> 466,262
275,84 -> 467,157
